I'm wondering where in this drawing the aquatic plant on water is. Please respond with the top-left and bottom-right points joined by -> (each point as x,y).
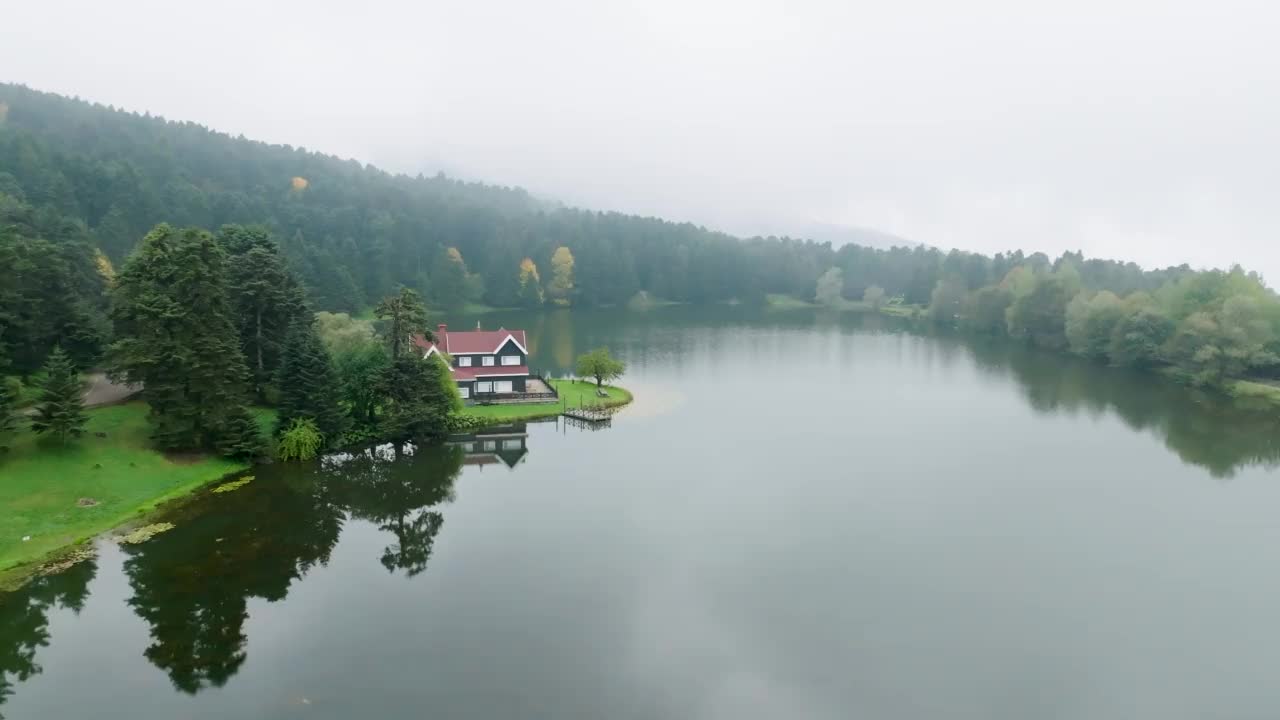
212,476 -> 254,494
117,523 -> 175,545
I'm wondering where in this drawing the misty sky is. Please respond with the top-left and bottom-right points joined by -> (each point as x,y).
3,0 -> 1278,278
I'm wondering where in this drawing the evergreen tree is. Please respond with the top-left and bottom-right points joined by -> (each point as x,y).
275,319 -> 348,441
108,224 -> 262,456
377,355 -> 456,441
375,287 -> 430,358
0,374 -> 16,453
30,346 -> 87,443
219,225 -> 308,401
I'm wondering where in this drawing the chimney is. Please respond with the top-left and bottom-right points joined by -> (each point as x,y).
437,323 -> 447,339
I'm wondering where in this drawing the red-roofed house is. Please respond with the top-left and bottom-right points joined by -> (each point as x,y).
412,324 -> 531,400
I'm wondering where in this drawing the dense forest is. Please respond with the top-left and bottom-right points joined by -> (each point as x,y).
2,80 -> 1280,453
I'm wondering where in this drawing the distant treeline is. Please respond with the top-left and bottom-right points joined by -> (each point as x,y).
1,82 -> 1277,392
915,254 -> 1280,387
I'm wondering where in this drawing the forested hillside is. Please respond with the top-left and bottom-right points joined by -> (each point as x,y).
0,83 -> 831,310
3,81 -> 1280,394
0,82 -> 1230,314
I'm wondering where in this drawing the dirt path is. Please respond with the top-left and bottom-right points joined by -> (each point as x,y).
81,372 -> 140,407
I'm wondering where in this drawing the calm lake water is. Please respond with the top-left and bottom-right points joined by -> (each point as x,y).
5,306 -> 1280,719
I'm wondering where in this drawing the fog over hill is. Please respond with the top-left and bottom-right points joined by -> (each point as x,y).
3,0 -> 1275,277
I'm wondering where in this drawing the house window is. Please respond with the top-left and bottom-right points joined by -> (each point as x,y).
501,439 -> 523,451
457,386 -> 470,399
501,355 -> 520,366
483,440 -> 497,451
482,356 -> 495,366
475,381 -> 493,393
458,356 -> 472,367
494,380 -> 513,394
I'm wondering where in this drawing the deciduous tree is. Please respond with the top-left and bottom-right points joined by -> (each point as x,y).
862,285 -> 886,310
814,267 -> 843,306
575,348 -> 625,390
517,258 -> 545,307
548,246 -> 575,306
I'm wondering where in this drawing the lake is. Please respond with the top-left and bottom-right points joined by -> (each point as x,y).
4,305 -> 1280,719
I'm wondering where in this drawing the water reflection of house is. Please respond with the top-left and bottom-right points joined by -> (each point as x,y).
447,423 -> 529,469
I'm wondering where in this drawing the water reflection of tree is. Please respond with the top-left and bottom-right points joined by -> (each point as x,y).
121,440 -> 464,693
326,442 -> 463,577
964,337 -> 1280,478
122,469 -> 344,693
0,557 -> 97,717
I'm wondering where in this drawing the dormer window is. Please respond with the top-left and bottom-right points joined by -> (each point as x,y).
501,355 -> 520,366
458,356 -> 472,367
482,356 -> 495,366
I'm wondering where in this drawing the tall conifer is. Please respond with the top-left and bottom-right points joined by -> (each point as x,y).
30,346 -> 87,443
275,319 -> 348,442
109,224 -> 263,456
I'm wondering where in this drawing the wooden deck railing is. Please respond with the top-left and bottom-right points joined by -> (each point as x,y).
472,372 -> 560,405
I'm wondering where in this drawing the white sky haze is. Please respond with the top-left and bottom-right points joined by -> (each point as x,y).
2,0 -> 1278,277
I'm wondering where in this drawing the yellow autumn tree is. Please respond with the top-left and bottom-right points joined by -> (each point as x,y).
548,246 -> 575,306
290,176 -> 309,192
517,257 -> 544,307
94,249 -> 115,285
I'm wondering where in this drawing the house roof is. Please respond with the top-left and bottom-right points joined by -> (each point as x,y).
411,327 -> 528,356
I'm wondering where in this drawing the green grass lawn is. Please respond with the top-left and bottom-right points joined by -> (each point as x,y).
462,379 -> 633,423
1230,379 -> 1280,408
765,293 -> 818,310
0,402 -> 275,581
765,293 -> 921,317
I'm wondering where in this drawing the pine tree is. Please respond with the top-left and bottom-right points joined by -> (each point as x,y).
109,224 -> 263,456
377,354 -> 455,441
275,319 -> 348,442
30,346 -> 88,443
0,375 -> 17,452
219,226 -> 308,402
375,287 -> 430,358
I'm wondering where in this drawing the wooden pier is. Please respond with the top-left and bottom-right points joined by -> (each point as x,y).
562,406 -> 617,422
559,397 -> 624,428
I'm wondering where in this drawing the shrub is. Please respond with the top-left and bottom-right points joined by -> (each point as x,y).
277,418 -> 324,461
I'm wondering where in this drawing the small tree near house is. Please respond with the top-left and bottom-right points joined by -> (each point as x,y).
575,348 -> 625,394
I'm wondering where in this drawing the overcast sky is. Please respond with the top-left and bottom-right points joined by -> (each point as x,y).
3,0 -> 1278,277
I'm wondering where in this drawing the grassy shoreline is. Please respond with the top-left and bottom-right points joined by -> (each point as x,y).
764,293 -> 921,317
463,379 -> 633,424
0,403 -> 271,588
1,381 -> 632,590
